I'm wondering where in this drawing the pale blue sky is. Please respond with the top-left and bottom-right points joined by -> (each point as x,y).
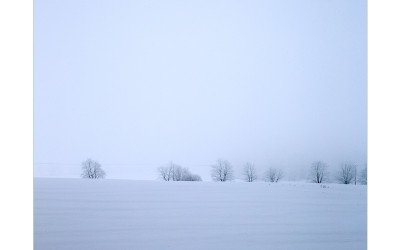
34,0 -> 367,180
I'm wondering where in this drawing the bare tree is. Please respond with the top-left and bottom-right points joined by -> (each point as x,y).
242,162 -> 257,182
265,168 -> 283,183
181,167 -> 198,181
158,162 -> 177,181
181,168 -> 202,181
309,161 -> 328,183
181,167 -> 191,181
158,162 -> 202,181
211,159 -> 234,182
190,174 -> 202,181
81,158 -> 106,179
337,163 -> 356,184
171,163 -> 184,181
354,165 -> 357,185
358,165 -> 367,185
158,166 -> 173,181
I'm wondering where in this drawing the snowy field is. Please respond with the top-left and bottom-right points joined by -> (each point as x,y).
34,178 -> 367,250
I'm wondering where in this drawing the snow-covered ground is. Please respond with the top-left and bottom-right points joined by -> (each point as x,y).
34,178 -> 367,250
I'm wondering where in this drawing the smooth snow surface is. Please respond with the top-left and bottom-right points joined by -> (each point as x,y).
34,178 -> 366,250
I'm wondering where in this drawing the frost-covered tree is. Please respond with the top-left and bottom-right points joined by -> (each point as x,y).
309,161 -> 328,183
354,165 -> 357,185
242,162 -> 257,182
265,168 -> 283,183
211,159 -> 234,182
158,165 -> 173,181
81,158 -> 106,179
190,174 -> 202,181
158,162 -> 202,181
171,163 -> 184,181
179,167 -> 202,181
158,162 -> 178,181
337,163 -> 356,184
181,167 -> 191,181
358,165 -> 367,185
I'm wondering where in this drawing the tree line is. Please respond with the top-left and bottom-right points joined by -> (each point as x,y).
157,159 -> 367,185
79,158 -> 367,185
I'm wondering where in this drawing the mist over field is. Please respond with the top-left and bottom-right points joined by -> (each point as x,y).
34,0 -> 366,180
